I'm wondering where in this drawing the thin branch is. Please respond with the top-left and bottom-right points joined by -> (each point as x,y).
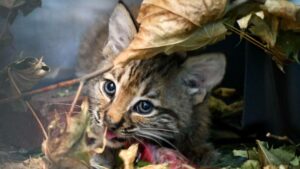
7,67 -> 48,139
67,81 -> 84,117
0,64 -> 112,104
266,132 -> 295,145
224,23 -> 287,66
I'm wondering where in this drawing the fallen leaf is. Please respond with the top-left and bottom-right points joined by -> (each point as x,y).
241,160 -> 261,169
237,11 -> 264,29
42,98 -> 101,169
233,149 -> 259,161
119,143 -> 139,169
209,96 -> 244,116
290,157 -> 300,166
0,157 -> 45,169
256,140 -> 283,166
213,87 -> 237,98
248,14 -> 278,48
113,0 -> 227,65
263,0 -> 300,21
269,146 -> 296,164
8,57 -> 50,91
263,165 -> 278,169
276,31 -> 300,63
139,163 -> 169,169
164,21 -> 228,55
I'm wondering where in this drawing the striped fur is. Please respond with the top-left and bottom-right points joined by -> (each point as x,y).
88,53 -> 226,165
84,3 -> 226,167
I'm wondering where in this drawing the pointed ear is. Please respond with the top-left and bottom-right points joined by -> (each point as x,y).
179,53 -> 226,104
103,3 -> 137,59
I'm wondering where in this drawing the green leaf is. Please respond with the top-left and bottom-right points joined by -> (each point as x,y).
276,31 -> 300,63
249,14 -> 278,48
233,150 -> 248,158
256,140 -> 283,166
241,160 -> 261,169
270,146 -> 296,164
233,148 -> 259,161
137,160 -> 151,167
290,157 -> 300,167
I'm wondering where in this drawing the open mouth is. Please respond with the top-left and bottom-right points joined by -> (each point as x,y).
105,130 -> 131,148
103,129 -> 192,167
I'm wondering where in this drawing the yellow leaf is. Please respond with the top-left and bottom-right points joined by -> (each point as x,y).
119,143 -> 139,169
139,163 -> 169,169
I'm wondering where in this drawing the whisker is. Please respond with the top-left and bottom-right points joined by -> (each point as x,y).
135,133 -> 163,148
138,131 -> 179,151
140,127 -> 179,133
139,128 -> 174,138
133,136 -> 146,147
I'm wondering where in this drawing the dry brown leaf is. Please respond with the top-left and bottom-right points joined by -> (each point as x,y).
140,0 -> 226,26
164,21 -> 228,55
263,0 -> 300,21
42,98 -> 97,169
113,0 -> 227,65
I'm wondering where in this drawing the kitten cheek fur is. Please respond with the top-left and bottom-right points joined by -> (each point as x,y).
159,54 -> 225,164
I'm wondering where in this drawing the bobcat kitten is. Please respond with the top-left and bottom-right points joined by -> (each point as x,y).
80,3 -> 226,168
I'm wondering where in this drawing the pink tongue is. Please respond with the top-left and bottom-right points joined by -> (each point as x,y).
106,131 -> 118,140
141,142 -> 157,163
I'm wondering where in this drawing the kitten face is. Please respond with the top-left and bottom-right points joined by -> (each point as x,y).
89,56 -> 187,148
89,52 -> 226,149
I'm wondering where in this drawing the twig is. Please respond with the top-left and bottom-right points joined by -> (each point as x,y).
0,64 -> 112,104
266,132 -> 295,144
7,67 -> 48,139
67,81 -> 84,117
224,23 -> 287,66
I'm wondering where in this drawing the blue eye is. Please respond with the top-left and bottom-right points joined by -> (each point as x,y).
134,101 -> 153,115
103,80 -> 116,97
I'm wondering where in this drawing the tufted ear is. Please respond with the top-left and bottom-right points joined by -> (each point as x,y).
103,3 -> 137,59
178,53 -> 226,104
